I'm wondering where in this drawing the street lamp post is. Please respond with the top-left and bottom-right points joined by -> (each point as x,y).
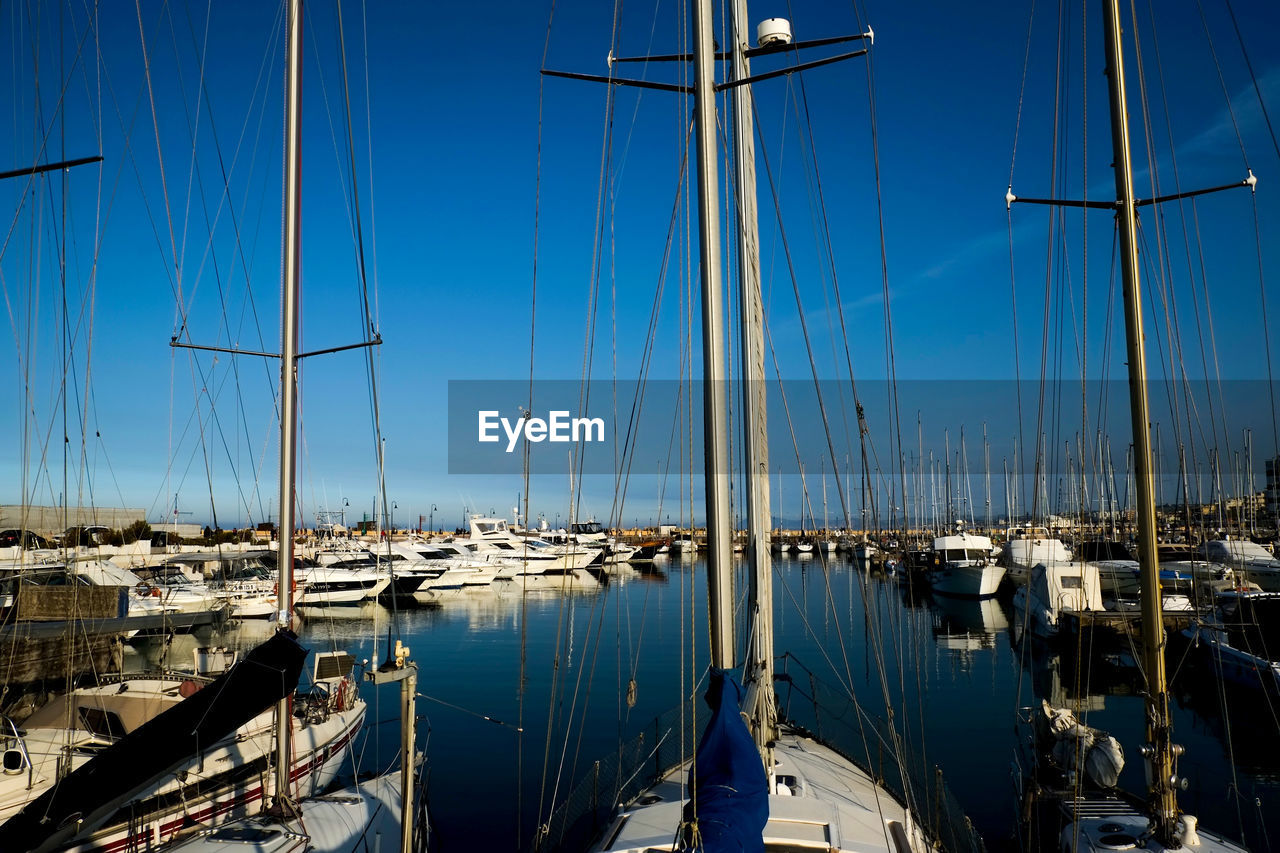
429,504 -> 437,536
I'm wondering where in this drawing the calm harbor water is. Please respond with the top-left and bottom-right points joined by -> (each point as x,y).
133,554 -> 1280,852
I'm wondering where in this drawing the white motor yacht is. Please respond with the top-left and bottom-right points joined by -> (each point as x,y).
928,522 -> 1004,598
998,525 -> 1073,585
1197,538 -> 1280,592
468,516 -> 599,575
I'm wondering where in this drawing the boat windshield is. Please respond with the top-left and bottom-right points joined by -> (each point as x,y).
140,567 -> 191,585
944,548 -> 988,562
1076,541 -> 1134,561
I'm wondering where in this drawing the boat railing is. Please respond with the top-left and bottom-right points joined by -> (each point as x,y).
775,653 -> 987,853
528,695 -> 699,853
532,654 -> 985,853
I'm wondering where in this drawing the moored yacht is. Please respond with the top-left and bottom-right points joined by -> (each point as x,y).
468,516 -> 599,575
0,638 -> 364,851
1013,560 -> 1106,638
997,525 -> 1073,585
393,540 -> 511,590
1197,538 -> 1280,592
296,562 -> 391,605
1074,541 -> 1195,613
928,522 -> 1004,598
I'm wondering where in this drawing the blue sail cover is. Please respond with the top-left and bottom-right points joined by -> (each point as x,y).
680,669 -> 769,852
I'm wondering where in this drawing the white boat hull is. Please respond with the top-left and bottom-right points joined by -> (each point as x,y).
929,563 -> 1006,598
1,680 -> 365,853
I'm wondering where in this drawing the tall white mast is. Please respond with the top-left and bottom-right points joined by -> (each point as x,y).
727,0 -> 777,749
691,0 -> 734,671
271,0 -> 304,815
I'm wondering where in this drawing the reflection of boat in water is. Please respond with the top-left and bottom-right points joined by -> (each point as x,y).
1018,636 -> 1141,712
1169,630 -> 1280,782
929,595 -> 1009,653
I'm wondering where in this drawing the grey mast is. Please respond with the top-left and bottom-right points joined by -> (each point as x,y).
692,0 -> 734,671
729,0 -> 778,752
272,0 -> 304,816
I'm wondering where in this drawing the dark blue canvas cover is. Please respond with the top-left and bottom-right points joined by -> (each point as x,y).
680,668 -> 769,852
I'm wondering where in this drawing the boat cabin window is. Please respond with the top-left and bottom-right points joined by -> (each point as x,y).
78,706 -> 128,739
210,827 -> 286,843
1077,541 -> 1133,561
1060,575 -> 1082,589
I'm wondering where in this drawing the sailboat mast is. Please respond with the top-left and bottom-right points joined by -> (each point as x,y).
1101,0 -> 1178,840
272,0 -> 304,814
984,423 -> 991,531
728,0 -> 777,750
822,460 -> 828,534
692,0 -> 734,671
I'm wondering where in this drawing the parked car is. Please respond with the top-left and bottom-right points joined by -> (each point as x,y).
60,525 -> 111,546
0,529 -> 52,549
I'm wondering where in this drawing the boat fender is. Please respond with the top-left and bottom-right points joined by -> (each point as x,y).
179,680 -> 203,699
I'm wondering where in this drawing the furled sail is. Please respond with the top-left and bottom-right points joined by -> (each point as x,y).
1038,700 -> 1125,790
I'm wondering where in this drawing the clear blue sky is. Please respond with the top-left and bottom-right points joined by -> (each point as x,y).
2,1 -> 1278,531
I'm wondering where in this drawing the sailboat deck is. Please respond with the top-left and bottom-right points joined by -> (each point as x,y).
595,726 -> 922,853
1054,801 -> 1250,853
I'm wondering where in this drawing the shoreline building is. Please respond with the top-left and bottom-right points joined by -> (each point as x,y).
1267,456 -> 1280,521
